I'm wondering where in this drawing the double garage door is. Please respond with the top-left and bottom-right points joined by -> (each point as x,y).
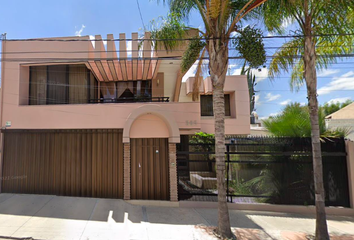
1,130 -> 170,200
2,129 -> 124,198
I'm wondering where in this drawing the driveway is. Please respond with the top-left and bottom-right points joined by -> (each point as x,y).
0,194 -> 353,240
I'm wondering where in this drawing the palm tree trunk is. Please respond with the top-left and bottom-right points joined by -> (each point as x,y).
304,20 -> 330,240
211,74 -> 233,239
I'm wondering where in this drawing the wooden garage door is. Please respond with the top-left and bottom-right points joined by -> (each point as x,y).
1,129 -> 124,198
131,138 -> 169,200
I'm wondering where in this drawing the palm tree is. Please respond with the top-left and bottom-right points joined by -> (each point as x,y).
152,0 -> 268,238
258,1 -> 354,239
263,102 -> 349,138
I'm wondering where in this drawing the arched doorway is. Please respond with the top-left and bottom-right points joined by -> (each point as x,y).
123,105 -> 180,201
129,113 -> 170,200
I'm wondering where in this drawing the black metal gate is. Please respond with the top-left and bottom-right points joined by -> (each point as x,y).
176,136 -> 350,207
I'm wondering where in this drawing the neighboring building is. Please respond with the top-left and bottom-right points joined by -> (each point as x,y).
325,102 -> 354,140
0,33 -> 250,201
250,112 -> 270,136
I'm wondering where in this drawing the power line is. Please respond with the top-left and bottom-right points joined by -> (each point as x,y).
1,53 -> 354,63
0,42 -> 353,55
1,33 -> 354,42
136,0 -> 146,31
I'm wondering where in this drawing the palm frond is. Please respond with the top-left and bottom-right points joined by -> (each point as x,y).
290,60 -> 304,91
268,38 -> 303,79
192,48 -> 207,101
149,13 -> 188,52
181,37 -> 206,73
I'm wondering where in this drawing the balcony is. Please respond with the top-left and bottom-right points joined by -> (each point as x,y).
88,96 -> 169,104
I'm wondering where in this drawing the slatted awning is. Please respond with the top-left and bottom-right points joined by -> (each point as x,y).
87,59 -> 159,82
86,32 -> 160,82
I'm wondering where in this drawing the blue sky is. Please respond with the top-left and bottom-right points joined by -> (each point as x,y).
0,0 -> 353,118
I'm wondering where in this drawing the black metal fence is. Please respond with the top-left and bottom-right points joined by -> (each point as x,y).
176,136 -> 350,207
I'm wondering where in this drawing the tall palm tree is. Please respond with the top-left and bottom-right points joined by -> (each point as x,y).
152,0 -> 268,238
258,1 -> 354,239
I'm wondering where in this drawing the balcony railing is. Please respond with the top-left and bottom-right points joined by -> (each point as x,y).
88,97 -> 170,104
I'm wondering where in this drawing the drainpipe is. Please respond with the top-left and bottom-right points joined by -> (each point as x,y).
0,33 -> 6,193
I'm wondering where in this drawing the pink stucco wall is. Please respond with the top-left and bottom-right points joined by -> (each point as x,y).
0,35 -> 250,137
200,76 -> 250,135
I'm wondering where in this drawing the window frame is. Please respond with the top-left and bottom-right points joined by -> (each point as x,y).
200,94 -> 231,117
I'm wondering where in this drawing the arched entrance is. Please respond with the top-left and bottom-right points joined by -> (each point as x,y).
122,105 -> 180,201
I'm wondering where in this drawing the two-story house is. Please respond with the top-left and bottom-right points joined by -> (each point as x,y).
0,33 -> 250,201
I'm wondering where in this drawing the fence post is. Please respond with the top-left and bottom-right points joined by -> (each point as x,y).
227,144 -> 230,203
346,140 -> 354,208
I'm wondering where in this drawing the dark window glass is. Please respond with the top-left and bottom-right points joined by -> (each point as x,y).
117,80 -> 152,101
29,64 -> 97,105
29,66 -> 47,105
200,94 -> 231,116
47,65 -> 67,104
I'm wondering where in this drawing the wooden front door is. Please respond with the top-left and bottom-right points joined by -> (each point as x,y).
130,138 -> 169,200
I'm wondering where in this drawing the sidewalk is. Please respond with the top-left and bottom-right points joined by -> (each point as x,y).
0,194 -> 353,240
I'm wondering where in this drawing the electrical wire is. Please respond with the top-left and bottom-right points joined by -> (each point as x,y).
1,53 -> 354,63
136,0 -> 146,31
1,32 -> 354,42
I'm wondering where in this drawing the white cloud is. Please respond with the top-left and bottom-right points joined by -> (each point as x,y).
230,31 -> 238,37
229,65 -> 268,82
231,67 -> 242,76
341,71 -> 354,78
300,102 -> 307,106
318,69 -> 340,77
265,93 -> 281,102
75,24 -> 86,37
280,99 -> 291,106
327,97 -> 352,105
259,111 -> 281,120
270,112 -> 281,117
255,94 -> 260,105
252,68 -> 268,83
281,18 -> 293,29
318,71 -> 354,95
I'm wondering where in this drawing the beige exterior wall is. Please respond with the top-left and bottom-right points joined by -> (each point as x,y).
326,119 -> 354,141
326,102 -> 354,119
158,60 -> 181,101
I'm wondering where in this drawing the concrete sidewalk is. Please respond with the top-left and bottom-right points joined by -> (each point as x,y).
0,194 -> 353,240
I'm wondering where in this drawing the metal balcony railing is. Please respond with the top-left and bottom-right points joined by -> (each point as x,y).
88,96 -> 170,104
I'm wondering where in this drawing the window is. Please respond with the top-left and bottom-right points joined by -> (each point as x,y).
29,64 -> 98,105
117,80 -> 152,100
200,94 -> 231,116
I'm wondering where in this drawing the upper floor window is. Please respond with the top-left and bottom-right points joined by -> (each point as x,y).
200,94 -> 231,116
29,64 -> 98,105
117,81 -> 152,100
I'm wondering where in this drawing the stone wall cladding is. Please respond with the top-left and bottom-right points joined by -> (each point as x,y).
123,143 -> 131,200
169,143 -> 178,202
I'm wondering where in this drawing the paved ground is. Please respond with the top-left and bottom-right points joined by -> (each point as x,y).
0,194 -> 353,240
